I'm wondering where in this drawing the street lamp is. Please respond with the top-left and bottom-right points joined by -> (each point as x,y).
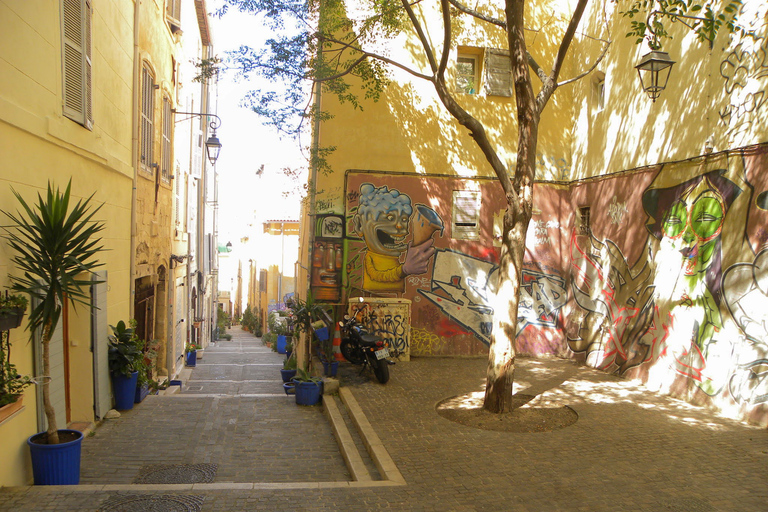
635,51 -> 675,102
172,110 -> 223,165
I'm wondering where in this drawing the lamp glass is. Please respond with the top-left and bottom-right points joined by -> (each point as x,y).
205,132 -> 222,164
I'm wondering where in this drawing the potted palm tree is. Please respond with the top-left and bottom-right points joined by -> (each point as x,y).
1,181 -> 104,485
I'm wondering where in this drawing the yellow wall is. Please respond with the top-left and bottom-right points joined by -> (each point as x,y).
0,0 -> 133,486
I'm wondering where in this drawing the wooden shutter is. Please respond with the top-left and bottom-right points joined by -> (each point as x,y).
484,49 -> 512,97
62,0 -> 92,128
140,67 -> 155,172
162,97 -> 172,182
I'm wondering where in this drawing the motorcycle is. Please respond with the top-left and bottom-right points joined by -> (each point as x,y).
339,315 -> 392,384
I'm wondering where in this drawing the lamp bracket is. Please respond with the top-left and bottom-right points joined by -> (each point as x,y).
171,109 -> 222,131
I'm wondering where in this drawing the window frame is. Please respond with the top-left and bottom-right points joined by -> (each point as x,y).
456,53 -> 480,95
579,206 -> 591,236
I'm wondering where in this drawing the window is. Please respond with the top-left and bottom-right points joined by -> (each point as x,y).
61,0 -> 93,128
452,191 -> 481,240
593,71 -> 606,112
579,206 -> 591,235
166,0 -> 182,33
161,97 -> 172,183
140,66 -> 155,173
457,54 -> 479,95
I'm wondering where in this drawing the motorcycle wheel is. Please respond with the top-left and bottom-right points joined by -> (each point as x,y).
372,356 -> 390,384
340,338 -> 365,365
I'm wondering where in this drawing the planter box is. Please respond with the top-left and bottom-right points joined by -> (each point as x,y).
0,395 -> 24,424
0,309 -> 25,331
134,383 -> 150,404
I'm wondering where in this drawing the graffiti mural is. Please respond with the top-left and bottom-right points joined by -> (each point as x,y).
348,298 -> 411,359
568,233 -> 655,372
723,248 -> 768,404
349,183 -> 441,293
718,3 -> 768,137
569,153 -> 768,405
310,214 -> 345,302
419,249 -> 567,346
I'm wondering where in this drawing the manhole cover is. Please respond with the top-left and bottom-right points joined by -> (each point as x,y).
98,494 -> 205,512
133,464 -> 218,484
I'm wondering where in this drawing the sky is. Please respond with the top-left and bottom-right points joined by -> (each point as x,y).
206,1 -> 307,300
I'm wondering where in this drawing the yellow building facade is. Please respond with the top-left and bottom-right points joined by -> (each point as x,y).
0,0 -> 133,485
0,0 -> 219,486
303,1 -> 768,425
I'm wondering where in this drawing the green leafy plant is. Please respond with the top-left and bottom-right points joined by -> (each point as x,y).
282,353 -> 297,371
0,293 -> 28,315
108,320 -> 144,378
2,180 -> 104,444
292,368 -> 322,384
185,343 -> 201,353
0,331 -> 32,408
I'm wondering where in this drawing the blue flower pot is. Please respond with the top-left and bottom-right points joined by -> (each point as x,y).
283,381 -> 296,395
314,327 -> 329,341
135,383 -> 150,403
277,335 -> 287,354
112,371 -> 139,411
27,429 -> 83,485
322,361 -> 339,377
294,380 -> 322,406
280,368 -> 297,383
186,350 -> 197,367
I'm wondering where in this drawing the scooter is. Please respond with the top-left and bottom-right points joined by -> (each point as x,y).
339,315 -> 392,384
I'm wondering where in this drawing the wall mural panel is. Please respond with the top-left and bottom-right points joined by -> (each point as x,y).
567,149 -> 768,422
344,148 -> 768,423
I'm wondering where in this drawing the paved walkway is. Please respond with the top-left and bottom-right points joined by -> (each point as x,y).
1,326 -> 766,511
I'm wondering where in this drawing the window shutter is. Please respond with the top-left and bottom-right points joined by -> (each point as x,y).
191,126 -> 203,178
140,67 -> 155,172
452,191 -> 481,240
62,0 -> 92,127
166,0 -> 182,33
162,97 -> 172,182
484,49 -> 512,97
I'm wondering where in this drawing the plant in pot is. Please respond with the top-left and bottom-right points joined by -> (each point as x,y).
0,330 -> 33,422
108,320 -> 143,411
280,352 -> 297,383
2,181 -> 104,485
134,338 -> 158,403
291,368 -> 323,406
185,343 -> 201,367
0,292 -> 28,331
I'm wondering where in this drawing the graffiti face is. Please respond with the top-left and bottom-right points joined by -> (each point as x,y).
661,179 -> 725,277
353,183 -> 412,257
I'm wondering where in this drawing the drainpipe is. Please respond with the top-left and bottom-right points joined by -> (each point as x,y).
129,0 -> 141,320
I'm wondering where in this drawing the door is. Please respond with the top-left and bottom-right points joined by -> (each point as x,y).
91,271 -> 111,419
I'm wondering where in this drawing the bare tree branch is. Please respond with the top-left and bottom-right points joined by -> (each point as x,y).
401,0 -> 439,73
447,0 -> 506,29
557,38 -> 611,86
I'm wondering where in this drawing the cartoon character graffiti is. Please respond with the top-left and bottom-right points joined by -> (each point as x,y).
351,183 -> 441,292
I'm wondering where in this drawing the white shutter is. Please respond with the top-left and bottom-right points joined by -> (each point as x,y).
452,190 -> 481,240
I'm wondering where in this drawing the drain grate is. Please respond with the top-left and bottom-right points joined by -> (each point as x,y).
98,494 -> 205,512
133,464 -> 218,484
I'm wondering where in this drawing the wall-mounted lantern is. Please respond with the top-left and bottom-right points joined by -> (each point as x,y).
635,51 -> 675,102
172,110 -> 223,165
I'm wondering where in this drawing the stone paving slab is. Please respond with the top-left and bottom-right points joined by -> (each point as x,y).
1,327 -> 766,511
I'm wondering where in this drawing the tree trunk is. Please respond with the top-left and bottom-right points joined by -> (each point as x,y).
42,323 -> 59,444
483,206 -> 530,412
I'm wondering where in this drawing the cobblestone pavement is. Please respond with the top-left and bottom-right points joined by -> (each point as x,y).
1,327 -> 766,511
